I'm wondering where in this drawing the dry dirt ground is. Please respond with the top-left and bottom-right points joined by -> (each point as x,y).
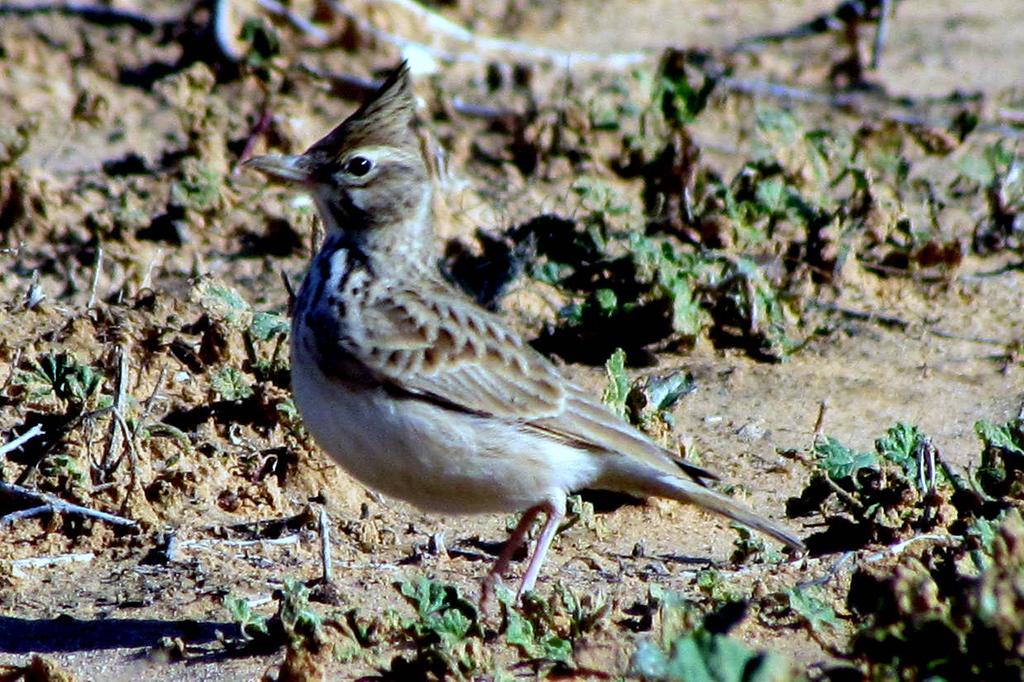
1,1 -> 1023,680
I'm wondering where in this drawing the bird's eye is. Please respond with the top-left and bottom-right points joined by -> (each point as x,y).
343,156 -> 373,177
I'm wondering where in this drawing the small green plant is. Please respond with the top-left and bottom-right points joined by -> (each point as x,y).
240,16 -> 281,72
553,584 -> 610,641
503,589 -> 573,664
631,585 -> 798,682
695,569 -> 740,606
276,579 -> 323,648
561,493 -> 600,536
171,158 -> 222,213
223,578 -> 326,664
392,576 -> 487,677
787,422 -> 957,551
211,366 -> 253,401
846,511 -> 1024,679
14,352 -> 104,408
225,594 -> 270,640
193,277 -> 290,383
729,525 -> 781,565
782,586 -> 840,638
602,348 -> 630,419
814,436 -> 878,483
973,418 -> 1024,502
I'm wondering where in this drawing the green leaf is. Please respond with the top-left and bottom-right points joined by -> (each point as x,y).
975,419 -> 1024,456
695,569 -> 739,604
211,366 -> 253,401
632,628 -> 797,682
505,610 -> 573,663
603,348 -> 629,419
532,260 -> 568,286
755,178 -> 787,216
668,277 -> 703,337
249,311 -> 289,341
875,422 -> 925,482
594,288 -> 619,316
400,576 -> 447,619
660,68 -> 715,126
278,577 -> 321,638
644,372 -> 696,412
240,16 -> 281,67
195,279 -> 252,327
786,587 -> 840,633
142,422 -> 190,442
225,594 -> 269,639
433,608 -> 472,645
20,352 -> 104,407
171,159 -> 221,212
814,436 -> 878,481
397,576 -> 478,646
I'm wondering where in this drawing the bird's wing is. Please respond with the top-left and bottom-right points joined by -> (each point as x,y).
345,283 -> 568,420
344,283 -> 716,483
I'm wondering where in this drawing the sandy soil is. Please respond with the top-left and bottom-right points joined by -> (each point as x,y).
1,1 -> 1022,679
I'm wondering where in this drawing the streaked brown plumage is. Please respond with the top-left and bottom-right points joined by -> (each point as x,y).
245,63 -> 803,601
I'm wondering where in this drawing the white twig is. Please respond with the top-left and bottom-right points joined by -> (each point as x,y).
318,505 -> 332,584
796,534 -> 962,589
178,534 -> 302,550
331,0 -> 652,68
1,505 -> 54,526
0,481 -> 138,528
870,0 -> 893,69
139,247 -> 162,292
9,552 -> 95,578
255,0 -> 329,45
861,533 -> 960,563
0,424 -> 44,461
86,245 -> 103,309
102,345 -> 129,473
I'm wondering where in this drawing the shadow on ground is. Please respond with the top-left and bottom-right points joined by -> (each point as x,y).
0,616 -> 236,653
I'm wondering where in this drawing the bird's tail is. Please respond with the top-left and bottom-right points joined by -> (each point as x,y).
655,474 -> 805,550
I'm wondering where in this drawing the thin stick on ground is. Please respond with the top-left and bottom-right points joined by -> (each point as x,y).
327,0 -> 651,68
805,398 -> 863,510
0,424 -> 45,461
0,481 -> 138,528
0,2 -> 177,32
101,344 -> 130,474
726,0 -> 895,54
86,245 -> 103,309
812,400 -> 828,444
9,552 -> 95,578
318,505 -> 333,584
254,0 -> 329,45
871,0 -> 894,69
178,535 -> 301,550
718,76 -> 1024,141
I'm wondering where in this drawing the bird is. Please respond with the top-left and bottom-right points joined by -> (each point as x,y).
244,62 -> 803,602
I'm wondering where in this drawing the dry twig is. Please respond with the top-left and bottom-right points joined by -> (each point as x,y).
328,0 -> 651,68
318,505 -> 333,584
0,2 -> 176,31
9,552 -> 95,578
86,245 -> 103,309
0,424 -> 44,461
0,480 -> 138,528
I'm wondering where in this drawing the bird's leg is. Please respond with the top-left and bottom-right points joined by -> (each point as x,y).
516,497 -> 565,600
480,505 -> 543,608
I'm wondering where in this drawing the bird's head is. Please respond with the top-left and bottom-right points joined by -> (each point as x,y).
245,62 -> 433,255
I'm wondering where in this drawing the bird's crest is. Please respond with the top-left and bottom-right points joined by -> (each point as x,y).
305,62 -> 418,160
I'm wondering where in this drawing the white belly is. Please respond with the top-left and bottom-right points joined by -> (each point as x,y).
291,348 -> 600,514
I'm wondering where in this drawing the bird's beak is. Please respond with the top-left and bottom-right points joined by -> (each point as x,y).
243,154 -> 311,184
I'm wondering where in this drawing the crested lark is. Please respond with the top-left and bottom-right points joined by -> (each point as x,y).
246,63 -> 803,601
